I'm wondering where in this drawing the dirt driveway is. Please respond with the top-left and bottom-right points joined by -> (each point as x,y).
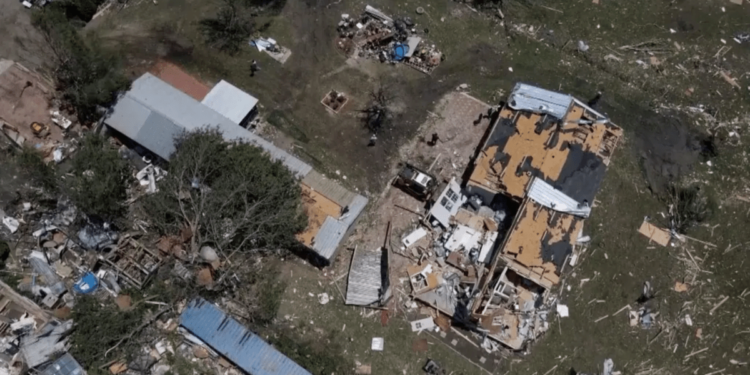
0,0 -> 51,72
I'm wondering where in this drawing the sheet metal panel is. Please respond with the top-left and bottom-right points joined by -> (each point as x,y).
527,177 -> 590,218
345,247 -> 382,305
181,298 -> 311,375
40,354 -> 84,375
507,83 -> 572,119
311,194 -> 368,261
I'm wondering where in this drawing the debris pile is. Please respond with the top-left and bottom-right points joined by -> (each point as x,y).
377,84 -> 624,354
336,5 -> 443,74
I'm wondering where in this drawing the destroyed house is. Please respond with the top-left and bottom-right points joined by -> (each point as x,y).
180,298 -> 311,375
104,73 -> 367,263
465,83 -> 622,289
461,84 -> 622,348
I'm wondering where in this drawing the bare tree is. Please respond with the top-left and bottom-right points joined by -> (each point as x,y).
361,84 -> 394,134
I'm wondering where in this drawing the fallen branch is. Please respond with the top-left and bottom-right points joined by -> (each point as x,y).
684,347 -> 708,359
720,71 -> 742,90
709,296 -> 729,315
104,306 -> 171,357
539,5 -> 563,13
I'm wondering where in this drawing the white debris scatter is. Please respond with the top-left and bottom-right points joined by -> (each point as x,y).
371,337 -> 384,351
556,304 -> 569,318
318,293 -> 330,305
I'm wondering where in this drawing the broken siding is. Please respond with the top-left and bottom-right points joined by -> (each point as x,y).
345,248 -> 383,306
181,298 -> 311,375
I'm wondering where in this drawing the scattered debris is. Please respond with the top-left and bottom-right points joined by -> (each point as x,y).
410,317 -> 436,332
556,304 -> 569,318
318,293 -> 330,305
337,6 -> 443,74
674,281 -> 689,293
371,337 -> 384,351
249,37 -> 292,64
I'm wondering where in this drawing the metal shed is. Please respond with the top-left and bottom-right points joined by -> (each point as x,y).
180,298 -> 311,375
201,80 -> 259,125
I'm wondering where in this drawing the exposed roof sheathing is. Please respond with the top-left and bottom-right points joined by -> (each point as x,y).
468,86 -> 622,204
296,183 -> 342,247
500,200 -> 582,287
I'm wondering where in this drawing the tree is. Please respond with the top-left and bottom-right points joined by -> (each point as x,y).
32,5 -> 130,123
199,0 -> 254,55
361,84 -> 394,135
144,128 -> 306,259
67,134 -> 130,221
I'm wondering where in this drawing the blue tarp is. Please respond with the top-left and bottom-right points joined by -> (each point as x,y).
73,272 -> 98,294
392,44 -> 408,61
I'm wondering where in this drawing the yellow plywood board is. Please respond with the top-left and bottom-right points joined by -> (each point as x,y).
638,221 -> 671,247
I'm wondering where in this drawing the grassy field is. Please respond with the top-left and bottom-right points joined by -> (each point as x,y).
86,0 -> 750,373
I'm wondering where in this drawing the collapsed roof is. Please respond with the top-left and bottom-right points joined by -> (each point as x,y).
467,83 -> 622,205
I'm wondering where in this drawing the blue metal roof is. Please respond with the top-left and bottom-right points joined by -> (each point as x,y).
180,298 -> 311,375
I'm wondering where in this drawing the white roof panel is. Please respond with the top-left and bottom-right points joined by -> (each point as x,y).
201,80 -> 259,124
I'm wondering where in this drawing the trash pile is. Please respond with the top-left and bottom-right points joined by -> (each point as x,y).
336,5 -> 443,74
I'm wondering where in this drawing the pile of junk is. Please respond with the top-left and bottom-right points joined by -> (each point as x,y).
336,5 -> 443,74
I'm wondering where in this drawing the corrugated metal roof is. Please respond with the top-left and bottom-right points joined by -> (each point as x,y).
312,194 -> 368,260
201,80 -> 259,125
21,320 -> 73,368
527,177 -> 590,218
345,247 -> 382,306
180,298 -> 311,375
40,354 -> 84,375
105,73 -> 312,176
301,171 -> 357,208
507,83 -> 572,119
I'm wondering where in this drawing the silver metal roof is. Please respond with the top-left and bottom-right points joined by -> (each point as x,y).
201,80 -> 259,125
301,171 -> 358,208
507,83 -> 573,119
181,298 -> 311,375
312,194 -> 368,260
105,73 -> 312,176
21,320 -> 73,368
40,354 -> 84,375
345,247 -> 383,306
527,177 -> 590,218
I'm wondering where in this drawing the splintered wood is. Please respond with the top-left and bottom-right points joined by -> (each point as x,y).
638,221 -> 671,246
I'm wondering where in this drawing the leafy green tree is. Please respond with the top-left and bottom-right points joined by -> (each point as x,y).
144,128 -> 306,258
67,134 -> 130,221
199,0 -> 254,55
17,146 -> 58,193
32,5 -> 129,123
69,296 -> 148,372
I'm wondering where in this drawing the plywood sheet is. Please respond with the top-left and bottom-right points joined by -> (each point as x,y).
638,221 -> 671,246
